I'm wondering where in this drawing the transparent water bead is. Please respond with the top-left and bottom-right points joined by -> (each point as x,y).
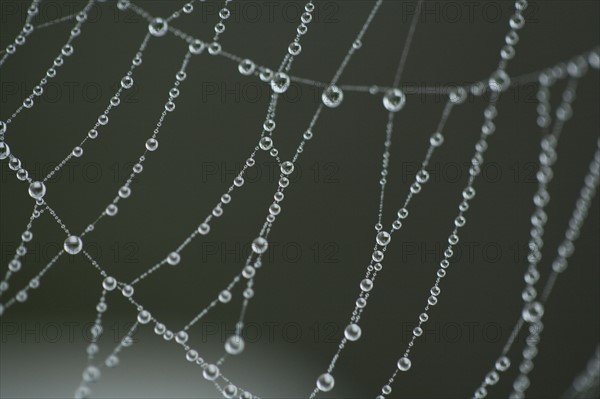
203,364 -> 220,381
344,323 -> 362,341
0,142 -> 10,160
28,181 -> 46,200
397,356 -> 412,371
449,87 -> 467,104
281,161 -> 294,175
146,138 -> 158,151
495,356 -> 511,372
376,231 -> 391,246
259,137 -> 273,150
167,252 -> 181,266
383,88 -> 406,112
105,355 -> 119,368
238,59 -> 256,76
175,330 -> 189,344
102,276 -> 117,291
489,69 -> 511,92
252,237 -> 268,254
316,373 -> 335,392
219,289 -> 232,303
121,284 -> 134,297
360,278 -> 373,292
223,385 -> 238,398
121,76 -> 134,89
189,39 -> 205,55
148,18 -> 168,37
322,85 -> 344,108
72,146 -> 83,157
271,72 -> 290,93
22,231 -> 33,242
522,301 -> 544,323
64,235 -> 83,255
83,365 -> 101,382
225,335 -> 245,355
137,310 -> 151,324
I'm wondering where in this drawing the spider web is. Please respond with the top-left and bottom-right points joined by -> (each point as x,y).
0,0 -> 599,398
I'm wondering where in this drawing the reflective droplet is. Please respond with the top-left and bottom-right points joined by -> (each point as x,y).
225,335 -> 245,355
281,161 -> 294,175
522,301 -> 544,323
495,356 -> 511,372
137,310 -> 151,324
82,366 -> 101,382
397,357 -> 412,371
121,284 -> 134,297
449,87 -> 467,104
203,364 -> 220,381
167,252 -> 180,266
219,290 -> 232,303
316,373 -> 335,392
106,204 -> 118,216
146,138 -> 158,151
376,231 -> 391,246
322,85 -> 344,108
271,72 -> 290,93
63,236 -> 83,255
148,18 -> 168,37
238,59 -> 256,76
489,69 -> 511,92
189,39 -> 205,55
344,323 -> 362,341
105,355 -> 119,368
259,137 -> 273,150
198,223 -> 210,235
121,75 -> 134,89
360,278 -> 373,292
223,384 -> 238,399
252,237 -> 268,254
175,330 -> 189,344
0,142 -> 10,160
208,42 -> 222,55
259,68 -> 273,82
28,181 -> 46,200
102,276 -> 117,291
383,88 -> 406,112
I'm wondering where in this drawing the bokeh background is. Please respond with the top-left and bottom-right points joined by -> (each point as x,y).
1,1 -> 599,398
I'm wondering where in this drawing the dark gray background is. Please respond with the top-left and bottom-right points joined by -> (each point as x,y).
0,1 -> 599,398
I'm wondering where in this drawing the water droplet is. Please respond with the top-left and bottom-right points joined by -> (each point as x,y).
252,237 -> 268,254
103,276 -> 117,291
64,236 -> 83,255
28,181 -> 46,200
238,59 -> 256,76
167,252 -> 180,266
376,231 -> 391,246
489,69 -> 511,92
271,72 -> 290,93
225,335 -> 245,355
137,310 -> 151,324
383,88 -> 406,112
316,373 -> 335,392
146,138 -> 158,151
280,161 -> 294,175
360,278 -> 373,292
219,290 -> 232,303
344,324 -> 362,341
149,18 -> 168,37
0,142 -> 10,160
397,357 -> 412,371
322,85 -> 344,108
203,364 -> 220,381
